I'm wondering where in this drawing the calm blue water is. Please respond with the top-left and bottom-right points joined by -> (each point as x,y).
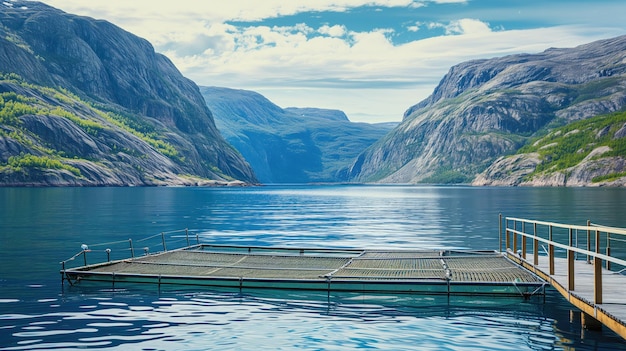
1,185 -> 626,350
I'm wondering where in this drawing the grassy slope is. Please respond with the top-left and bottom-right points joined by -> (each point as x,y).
516,110 -> 626,182
0,73 -> 181,179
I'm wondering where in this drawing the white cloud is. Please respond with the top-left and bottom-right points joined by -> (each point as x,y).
319,24 -> 347,38
407,24 -> 420,32
35,1 -> 626,122
445,19 -> 492,35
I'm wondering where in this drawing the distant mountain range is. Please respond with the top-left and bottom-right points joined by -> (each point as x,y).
0,1 -> 255,185
201,86 -> 394,183
1,1 -> 624,187
343,35 -> 626,186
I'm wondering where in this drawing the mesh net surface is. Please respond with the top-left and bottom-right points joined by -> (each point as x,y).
84,249 -> 540,283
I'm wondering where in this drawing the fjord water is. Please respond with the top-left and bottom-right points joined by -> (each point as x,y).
1,185 -> 626,350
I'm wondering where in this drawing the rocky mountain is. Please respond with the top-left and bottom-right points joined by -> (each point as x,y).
200,86 -> 394,183
343,35 -> 626,186
0,1 -> 256,186
474,110 -> 626,186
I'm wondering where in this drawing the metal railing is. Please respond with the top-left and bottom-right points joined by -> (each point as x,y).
60,228 -> 200,272
500,214 -> 626,304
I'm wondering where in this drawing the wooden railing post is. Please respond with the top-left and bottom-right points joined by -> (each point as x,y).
606,232 -> 612,270
586,220 -> 591,264
513,220 -> 518,254
533,222 -> 538,265
549,225 -> 555,275
499,214 -> 502,253
594,229 -> 603,304
568,228 -> 575,291
522,221 -> 527,259
505,218 -> 510,251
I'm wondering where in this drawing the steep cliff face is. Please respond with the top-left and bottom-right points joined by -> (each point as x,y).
201,86 -> 393,183
0,1 -> 256,185
344,35 -> 626,185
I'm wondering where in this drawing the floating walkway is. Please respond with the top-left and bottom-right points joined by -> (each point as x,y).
503,216 -> 626,339
61,243 -> 545,297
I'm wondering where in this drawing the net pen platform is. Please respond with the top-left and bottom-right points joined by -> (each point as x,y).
61,243 -> 546,297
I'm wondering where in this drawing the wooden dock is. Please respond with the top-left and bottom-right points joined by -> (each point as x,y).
504,217 -> 626,339
61,244 -> 545,297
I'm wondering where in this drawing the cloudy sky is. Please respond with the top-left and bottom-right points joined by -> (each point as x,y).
36,0 -> 626,123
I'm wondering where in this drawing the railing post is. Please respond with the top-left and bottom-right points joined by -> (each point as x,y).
533,222 -> 538,266
81,244 -> 89,266
61,261 -> 66,286
586,220 -> 591,264
499,214 -> 502,253
129,239 -> 135,258
505,218 -> 510,251
568,228 -> 575,291
549,225 -> 555,275
522,221 -> 527,259
513,220 -> 518,254
186,228 -> 190,247
606,232 -> 611,270
594,229 -> 603,304
161,232 -> 167,252
196,233 -> 200,245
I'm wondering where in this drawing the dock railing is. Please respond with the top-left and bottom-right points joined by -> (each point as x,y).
60,228 -> 200,272
500,215 -> 626,305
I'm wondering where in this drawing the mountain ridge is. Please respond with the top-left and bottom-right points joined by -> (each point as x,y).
0,1 -> 256,186
201,86 -> 394,183
344,35 -> 626,186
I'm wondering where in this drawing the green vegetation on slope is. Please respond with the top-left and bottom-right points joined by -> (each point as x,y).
6,153 -> 81,176
0,73 -> 183,176
516,110 -> 626,180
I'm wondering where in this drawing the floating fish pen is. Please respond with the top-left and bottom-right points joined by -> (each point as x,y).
60,232 -> 545,297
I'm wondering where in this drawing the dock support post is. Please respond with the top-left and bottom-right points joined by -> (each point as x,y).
594,229 -> 603,304
549,225 -> 555,275
582,312 -> 602,331
568,228 -> 575,291
533,222 -> 538,266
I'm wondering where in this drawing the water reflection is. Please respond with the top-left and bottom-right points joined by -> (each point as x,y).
2,285 -> 618,351
2,185 -> 626,350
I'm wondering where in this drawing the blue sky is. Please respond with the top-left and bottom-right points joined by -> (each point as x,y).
35,0 -> 626,122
